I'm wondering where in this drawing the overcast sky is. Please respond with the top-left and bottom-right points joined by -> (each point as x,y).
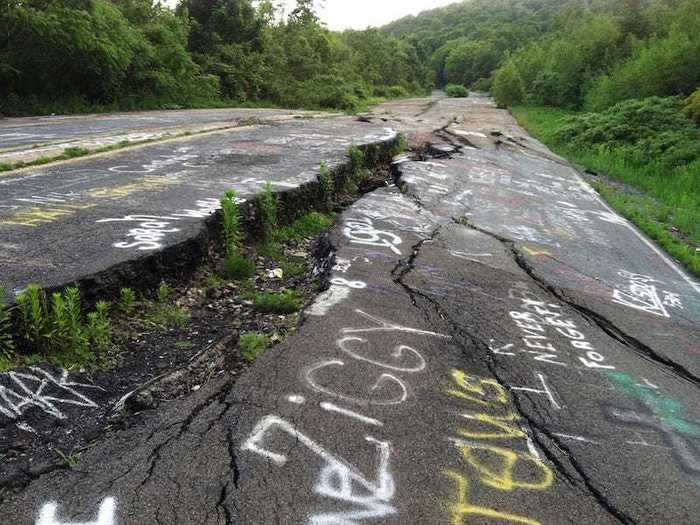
276,0 -> 460,30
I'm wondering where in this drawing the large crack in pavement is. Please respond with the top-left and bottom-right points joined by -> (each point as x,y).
390,217 -> 639,524
465,221 -> 700,388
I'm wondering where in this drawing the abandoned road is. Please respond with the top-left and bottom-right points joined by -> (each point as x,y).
1,95 -> 699,524
0,117 -> 394,297
0,108 -> 331,165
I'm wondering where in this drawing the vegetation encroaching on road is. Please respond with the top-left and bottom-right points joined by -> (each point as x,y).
513,102 -> 700,276
0,0 -> 429,116
0,137 -> 407,371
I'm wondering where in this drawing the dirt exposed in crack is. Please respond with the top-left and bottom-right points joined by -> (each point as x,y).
0,138 -> 403,500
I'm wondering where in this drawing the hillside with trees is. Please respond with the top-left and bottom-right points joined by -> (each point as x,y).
0,0 -> 430,116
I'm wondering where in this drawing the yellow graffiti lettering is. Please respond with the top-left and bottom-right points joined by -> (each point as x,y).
88,176 -> 173,200
444,471 -> 542,525
458,412 -> 525,440
0,205 -> 95,227
456,443 -> 553,491
522,246 -> 552,257
448,369 -> 509,407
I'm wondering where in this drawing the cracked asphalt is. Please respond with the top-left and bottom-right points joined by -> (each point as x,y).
1,95 -> 699,524
0,108 -> 331,165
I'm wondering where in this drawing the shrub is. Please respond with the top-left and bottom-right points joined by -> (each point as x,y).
471,78 -> 492,92
239,332 -> 270,362
684,89 -> 700,126
253,290 -> 301,314
554,97 -> 700,167
445,84 -> 469,98
492,61 -> 524,107
584,29 -> 700,111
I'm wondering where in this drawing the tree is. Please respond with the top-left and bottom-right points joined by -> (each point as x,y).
289,0 -> 319,26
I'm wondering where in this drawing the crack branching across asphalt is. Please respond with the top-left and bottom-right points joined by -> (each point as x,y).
466,222 -> 700,388
390,229 -> 639,524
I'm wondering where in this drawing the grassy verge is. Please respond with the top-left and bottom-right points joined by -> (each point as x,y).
512,105 -> 700,277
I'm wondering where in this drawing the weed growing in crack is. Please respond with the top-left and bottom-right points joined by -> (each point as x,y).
175,340 -> 194,350
55,449 -> 80,469
239,332 -> 270,362
86,301 -> 112,354
393,133 -> 408,155
62,147 -> 90,159
253,289 -> 301,314
157,281 -> 172,303
221,189 -> 243,259
349,145 -> 365,172
258,181 -> 278,239
14,284 -> 114,366
221,189 -> 255,280
0,287 -> 15,359
223,255 -> 256,281
119,287 -> 137,314
16,284 -> 48,351
318,162 -> 334,209
273,212 -> 334,243
147,284 -> 190,330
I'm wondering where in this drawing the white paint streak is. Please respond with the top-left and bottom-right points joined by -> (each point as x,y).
305,360 -> 409,406
36,497 -> 116,525
337,337 -> 426,373
342,310 -> 450,339
320,402 -> 383,427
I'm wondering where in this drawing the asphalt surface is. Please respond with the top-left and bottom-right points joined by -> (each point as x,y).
1,96 -> 699,524
0,118 -> 394,296
0,108 -> 329,165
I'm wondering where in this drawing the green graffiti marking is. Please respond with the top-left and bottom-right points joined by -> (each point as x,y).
607,371 -> 699,436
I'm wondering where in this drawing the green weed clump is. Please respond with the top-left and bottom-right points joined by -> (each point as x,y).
0,288 -> 15,359
14,284 -> 113,366
393,133 -> 409,155
273,212 -> 334,243
318,162 -> 335,208
119,287 -> 137,314
147,281 -> 189,329
221,190 -> 243,259
253,290 -> 301,314
223,255 -> 257,281
220,189 -> 256,280
257,182 -> 278,239
62,147 -> 90,159
445,84 -> 469,98
239,332 -> 270,363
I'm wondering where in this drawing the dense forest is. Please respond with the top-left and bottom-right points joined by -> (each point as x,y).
0,0 -> 431,115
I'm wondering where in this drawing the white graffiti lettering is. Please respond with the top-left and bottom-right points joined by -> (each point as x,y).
0,367 -> 102,421
241,416 -> 396,524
